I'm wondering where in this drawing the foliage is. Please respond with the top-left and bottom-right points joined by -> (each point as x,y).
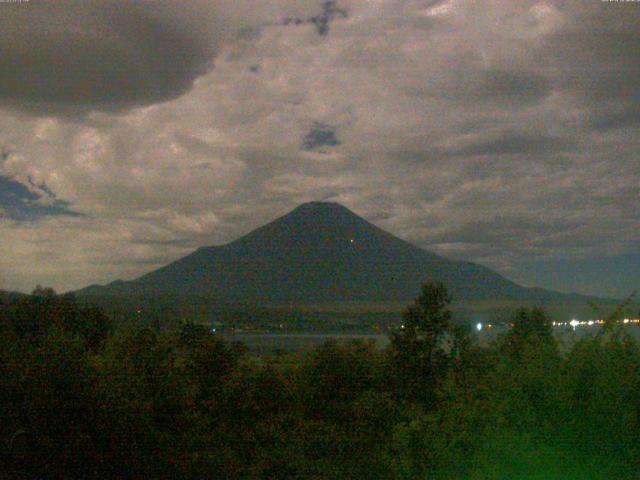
388,282 -> 460,404
1,285 -> 639,478
0,286 -> 111,350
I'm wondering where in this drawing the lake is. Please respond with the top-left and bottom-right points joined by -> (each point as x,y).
223,324 -> 640,355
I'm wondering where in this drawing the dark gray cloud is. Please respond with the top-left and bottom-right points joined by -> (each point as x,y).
590,104 -> 640,131
0,1 -> 222,112
283,1 -> 348,36
0,175 -> 79,221
477,69 -> 552,106
451,131 -> 574,157
421,64 -> 553,107
425,216 -> 581,248
302,123 -> 341,151
544,1 -> 640,130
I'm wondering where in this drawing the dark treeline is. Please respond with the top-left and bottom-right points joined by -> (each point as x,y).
1,284 -> 639,479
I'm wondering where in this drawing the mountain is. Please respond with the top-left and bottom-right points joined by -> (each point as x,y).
78,202 -> 585,304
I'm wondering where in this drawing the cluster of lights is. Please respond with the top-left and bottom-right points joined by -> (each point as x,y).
553,318 -> 640,329
553,319 -> 604,328
400,318 -> 640,334
472,318 -> 640,332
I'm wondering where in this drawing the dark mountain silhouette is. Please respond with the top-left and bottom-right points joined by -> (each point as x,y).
78,202 -> 589,304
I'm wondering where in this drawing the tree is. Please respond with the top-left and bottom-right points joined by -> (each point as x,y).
389,282 -> 454,404
402,282 -> 453,347
0,288 -> 111,350
599,291 -> 637,332
508,307 -> 554,345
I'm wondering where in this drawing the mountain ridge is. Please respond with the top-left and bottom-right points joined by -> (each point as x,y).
77,202 -> 599,304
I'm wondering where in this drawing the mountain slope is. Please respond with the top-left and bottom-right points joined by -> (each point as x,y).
78,202 -> 581,303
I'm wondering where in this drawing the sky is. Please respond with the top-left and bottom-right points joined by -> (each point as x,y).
0,0 -> 638,298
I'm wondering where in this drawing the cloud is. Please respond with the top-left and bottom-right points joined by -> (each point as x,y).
302,122 -> 341,151
0,0 -> 638,297
449,131 -> 574,157
0,0 -> 358,114
0,175 -> 80,221
0,151 -> 80,220
543,0 -> 640,128
0,0 -> 226,112
283,1 -> 348,36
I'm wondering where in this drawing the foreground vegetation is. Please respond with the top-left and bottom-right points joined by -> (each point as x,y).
1,285 -> 639,479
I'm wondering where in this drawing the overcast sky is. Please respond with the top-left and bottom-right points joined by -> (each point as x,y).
0,0 -> 638,298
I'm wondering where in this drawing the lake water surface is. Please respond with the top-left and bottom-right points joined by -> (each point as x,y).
224,325 -> 640,354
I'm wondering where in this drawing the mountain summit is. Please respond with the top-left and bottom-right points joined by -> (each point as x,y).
79,202 -> 558,303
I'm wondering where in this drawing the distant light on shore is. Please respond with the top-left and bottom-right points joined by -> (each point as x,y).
551,318 -> 639,329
